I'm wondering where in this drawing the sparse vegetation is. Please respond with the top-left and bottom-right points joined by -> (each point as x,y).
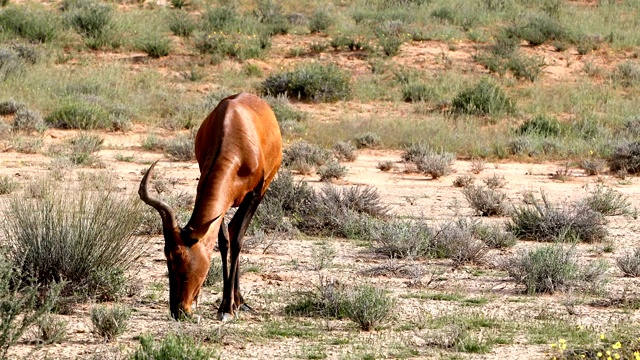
450,78 -> 515,116
131,333 -> 217,360
262,62 -> 351,103
0,176 -> 146,302
463,185 -> 508,217
344,283 -> 394,331
90,304 -> 131,341
616,247 -> 640,277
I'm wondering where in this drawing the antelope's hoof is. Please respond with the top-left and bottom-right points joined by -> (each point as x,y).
217,312 -> 235,322
239,304 -> 256,313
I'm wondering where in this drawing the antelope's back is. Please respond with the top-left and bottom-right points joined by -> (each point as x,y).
194,93 -> 282,193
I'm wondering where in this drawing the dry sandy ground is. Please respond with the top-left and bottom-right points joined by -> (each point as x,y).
0,128 -> 639,360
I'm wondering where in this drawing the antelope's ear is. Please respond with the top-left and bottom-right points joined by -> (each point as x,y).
180,215 -> 220,245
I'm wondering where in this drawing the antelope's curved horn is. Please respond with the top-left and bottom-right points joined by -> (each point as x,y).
139,160 -> 178,231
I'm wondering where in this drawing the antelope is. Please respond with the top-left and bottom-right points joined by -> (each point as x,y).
139,93 -> 282,321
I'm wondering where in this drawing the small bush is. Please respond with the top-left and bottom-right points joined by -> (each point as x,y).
506,245 -> 607,295
379,35 -> 404,57
12,108 -> 46,133
0,255 -> 62,358
333,141 -> 357,162
580,158 -> 607,176
616,248 -> 640,277
282,141 -> 331,168
579,185 -> 633,216
164,134 -> 195,161
202,257 -> 222,287
507,54 -> 544,82
45,99 -> 111,130
344,284 -> 394,331
1,177 -> 146,301
402,82 -> 433,102
453,175 -> 474,188
354,132 -> 381,149
482,174 -> 507,189
463,185 -> 508,216
0,7 -> 61,43
435,219 -> 487,265
377,161 -> 395,172
507,195 -> 607,243
90,305 -> 131,341
131,333 -> 217,360
0,100 -> 24,115
168,11 -> 196,37
33,315 -> 67,345
0,175 -> 18,195
469,159 -> 485,174
285,275 -> 348,319
506,14 -> 566,46
308,8 -> 332,33
137,34 -> 172,58
194,32 -> 269,61
516,115 -> 563,137
504,244 -> 577,294
66,1 -> 113,39
415,151 -> 456,179
451,79 -> 515,116
370,218 -> 434,259
262,62 -> 351,103
264,95 -> 307,135
476,224 -> 517,249
612,61 -> 640,87
318,160 -> 347,182
11,136 -> 43,154
61,133 -> 104,166
607,141 -> 640,174
0,48 -> 25,81
311,242 -> 336,271
402,141 -> 432,163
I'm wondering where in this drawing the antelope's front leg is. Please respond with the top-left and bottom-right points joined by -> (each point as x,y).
217,219 -> 233,321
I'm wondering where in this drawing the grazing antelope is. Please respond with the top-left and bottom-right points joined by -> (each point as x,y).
139,93 -> 282,321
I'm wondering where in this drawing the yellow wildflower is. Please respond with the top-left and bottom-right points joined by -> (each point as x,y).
612,342 -> 622,349
597,352 -> 603,357
601,334 -> 606,340
614,354 -> 620,359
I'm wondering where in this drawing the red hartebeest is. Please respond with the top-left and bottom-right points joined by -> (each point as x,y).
139,93 -> 282,321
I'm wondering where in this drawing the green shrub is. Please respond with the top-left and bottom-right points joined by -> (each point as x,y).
415,150 -> 456,179
263,94 -> 307,135
0,6 -> 61,43
137,34 -> 172,58
59,133 -> 104,166
0,48 -> 25,81
476,224 -> 517,249
255,0 -> 290,35
194,32 -> 269,61
462,185 -> 508,216
0,100 -> 24,115
131,333 -> 217,360
516,114 -> 563,137
282,141 -> 331,168
354,132 -> 381,149
308,8 -> 332,33
13,108 -> 46,132
45,99 -> 111,130
199,5 -> 238,33
616,247 -> 640,277
607,141 -> 640,174
506,14 -> 566,46
333,141 -> 357,162
90,305 -> 130,341
285,276 -> 349,319
504,245 -> 607,294
402,82 -> 433,102
435,219 -> 488,265
507,54 -> 544,82
507,195 -> 607,243
0,175 -> 18,195
262,62 -> 351,103
34,315 -> 67,345
202,257 -> 222,287
0,177 -> 146,301
168,10 -> 196,37
0,255 -> 62,358
10,136 -> 42,154
379,35 -> 404,57
318,160 -> 347,182
66,0 -> 113,39
612,60 -> 640,87
450,79 -> 515,116
369,218 -> 434,259
344,284 -> 394,331
579,185 -> 633,217
164,134 -> 195,161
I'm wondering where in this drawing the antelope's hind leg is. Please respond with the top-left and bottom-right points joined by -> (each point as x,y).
217,187 -> 264,321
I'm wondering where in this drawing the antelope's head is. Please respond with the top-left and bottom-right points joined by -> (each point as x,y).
139,161 -> 212,320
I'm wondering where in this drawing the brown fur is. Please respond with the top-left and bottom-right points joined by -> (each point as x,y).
140,93 -> 282,319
